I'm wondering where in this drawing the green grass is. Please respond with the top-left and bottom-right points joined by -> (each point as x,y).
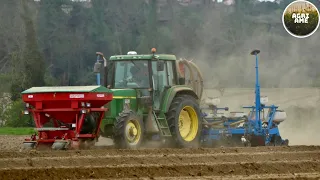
0,127 -> 35,135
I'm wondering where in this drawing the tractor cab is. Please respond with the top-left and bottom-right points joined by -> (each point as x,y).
94,49 -> 176,111
93,48 -> 204,149
94,49 -> 179,141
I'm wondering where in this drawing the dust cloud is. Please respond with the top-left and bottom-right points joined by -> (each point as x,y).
281,105 -> 320,145
192,31 -> 320,89
176,10 -> 320,145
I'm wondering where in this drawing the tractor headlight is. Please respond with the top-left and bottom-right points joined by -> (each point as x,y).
86,102 -> 91,107
81,102 -> 85,107
124,99 -> 130,104
123,99 -> 130,111
81,109 -> 87,114
25,103 -> 30,108
204,97 -> 220,106
23,110 -> 29,115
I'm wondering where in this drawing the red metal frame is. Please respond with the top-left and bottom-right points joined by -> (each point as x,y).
22,91 -> 112,148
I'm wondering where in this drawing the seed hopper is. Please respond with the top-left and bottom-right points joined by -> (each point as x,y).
21,85 -> 113,150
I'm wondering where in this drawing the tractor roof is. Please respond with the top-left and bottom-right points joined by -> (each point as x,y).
109,54 -> 176,61
22,85 -> 112,94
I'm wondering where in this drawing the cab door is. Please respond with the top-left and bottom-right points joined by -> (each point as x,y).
151,61 -> 168,111
151,60 -> 177,111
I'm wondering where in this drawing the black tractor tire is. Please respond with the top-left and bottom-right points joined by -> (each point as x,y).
80,113 -> 96,134
99,124 -> 114,138
166,94 -> 202,148
113,110 -> 145,149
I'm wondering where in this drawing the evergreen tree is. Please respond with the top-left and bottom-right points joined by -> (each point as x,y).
21,0 -> 45,89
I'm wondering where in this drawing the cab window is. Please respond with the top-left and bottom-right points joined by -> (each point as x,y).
113,60 -> 150,89
151,61 -> 168,91
166,61 -> 176,85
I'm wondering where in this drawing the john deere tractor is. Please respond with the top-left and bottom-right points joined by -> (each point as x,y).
94,48 -> 204,149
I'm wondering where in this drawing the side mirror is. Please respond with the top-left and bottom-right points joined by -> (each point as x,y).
156,61 -> 164,71
178,77 -> 185,85
94,62 -> 102,73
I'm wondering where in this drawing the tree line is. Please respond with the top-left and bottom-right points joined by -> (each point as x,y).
0,0 -> 320,126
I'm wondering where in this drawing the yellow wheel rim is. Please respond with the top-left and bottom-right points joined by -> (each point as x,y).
178,106 -> 199,142
125,120 -> 141,145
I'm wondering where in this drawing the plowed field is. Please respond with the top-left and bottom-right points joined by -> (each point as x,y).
0,142 -> 319,180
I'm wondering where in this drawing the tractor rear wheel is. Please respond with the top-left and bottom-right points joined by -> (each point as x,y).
166,95 -> 202,148
113,110 -> 144,149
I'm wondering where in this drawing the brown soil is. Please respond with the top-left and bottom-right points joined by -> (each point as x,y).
1,143 -> 320,158
0,135 -> 28,151
1,160 -> 320,179
0,136 -> 319,179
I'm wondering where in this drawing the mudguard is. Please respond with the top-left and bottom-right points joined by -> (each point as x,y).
161,85 -> 199,113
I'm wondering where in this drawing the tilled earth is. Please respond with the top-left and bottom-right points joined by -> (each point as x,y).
0,136 -> 319,180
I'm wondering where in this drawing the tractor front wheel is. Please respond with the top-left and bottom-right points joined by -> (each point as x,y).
113,110 -> 144,149
167,95 -> 202,148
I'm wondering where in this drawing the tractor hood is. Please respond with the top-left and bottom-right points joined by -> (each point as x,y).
104,89 -> 137,118
111,89 -> 137,99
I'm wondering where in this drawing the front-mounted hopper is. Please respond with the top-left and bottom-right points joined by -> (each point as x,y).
21,85 -> 113,150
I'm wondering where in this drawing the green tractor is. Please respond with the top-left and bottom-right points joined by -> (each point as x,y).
94,48 -> 204,149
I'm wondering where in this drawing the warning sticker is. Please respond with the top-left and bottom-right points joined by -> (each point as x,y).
69,94 -> 84,98
97,94 -> 105,97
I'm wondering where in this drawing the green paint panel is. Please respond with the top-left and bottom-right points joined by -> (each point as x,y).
22,85 -> 112,94
109,54 -> 176,61
102,89 -> 137,126
111,89 -> 137,97
105,99 -> 125,118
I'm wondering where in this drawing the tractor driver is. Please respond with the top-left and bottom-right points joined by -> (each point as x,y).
130,62 -> 149,88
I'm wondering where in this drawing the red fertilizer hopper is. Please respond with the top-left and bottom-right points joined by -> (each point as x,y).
21,85 -> 113,150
